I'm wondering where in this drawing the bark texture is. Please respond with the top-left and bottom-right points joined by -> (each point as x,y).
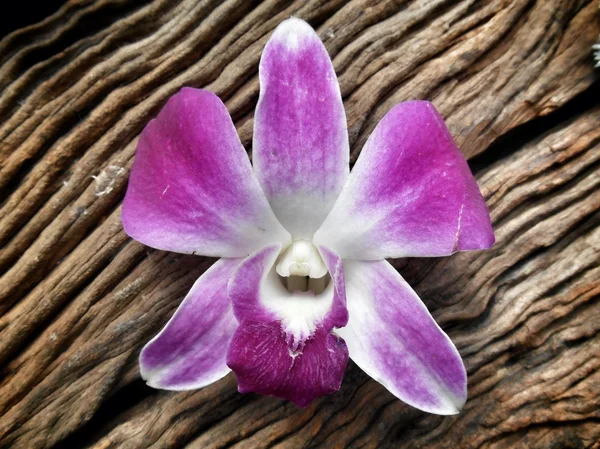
1,1 -> 599,448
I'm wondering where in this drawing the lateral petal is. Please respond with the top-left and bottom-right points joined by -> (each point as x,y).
315,101 -> 494,259
123,88 -> 290,258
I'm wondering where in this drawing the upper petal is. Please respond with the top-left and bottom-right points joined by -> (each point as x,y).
122,87 -> 290,258
253,18 -> 349,239
226,244 -> 348,406
337,260 -> 467,415
314,101 -> 494,259
140,257 -> 240,390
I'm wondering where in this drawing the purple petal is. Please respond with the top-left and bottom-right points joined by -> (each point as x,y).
122,87 -> 290,258
315,101 -> 494,259
228,323 -> 348,407
253,18 -> 349,239
226,244 -> 349,406
140,258 -> 239,390
317,245 -> 349,330
337,260 -> 467,415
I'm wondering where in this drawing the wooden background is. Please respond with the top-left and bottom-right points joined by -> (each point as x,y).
1,1 -> 599,448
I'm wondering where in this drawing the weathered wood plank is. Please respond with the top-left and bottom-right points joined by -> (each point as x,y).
1,1 -> 598,448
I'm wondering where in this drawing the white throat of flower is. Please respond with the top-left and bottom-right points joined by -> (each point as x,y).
256,240 -> 334,349
276,240 -> 329,294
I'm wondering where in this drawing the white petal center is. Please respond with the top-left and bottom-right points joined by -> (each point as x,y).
276,240 -> 328,278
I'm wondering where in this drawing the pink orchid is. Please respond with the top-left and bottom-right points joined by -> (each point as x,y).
122,18 -> 494,414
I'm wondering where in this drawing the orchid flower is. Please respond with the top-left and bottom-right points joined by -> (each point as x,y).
122,18 -> 494,414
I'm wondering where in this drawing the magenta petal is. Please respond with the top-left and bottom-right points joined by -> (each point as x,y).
140,258 -> 239,390
253,18 -> 349,239
226,245 -> 349,406
122,87 -> 290,258
317,245 -> 349,329
315,101 -> 494,259
228,323 -> 348,407
337,260 -> 467,415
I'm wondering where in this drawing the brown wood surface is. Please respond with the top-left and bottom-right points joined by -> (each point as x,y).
1,1 -> 599,448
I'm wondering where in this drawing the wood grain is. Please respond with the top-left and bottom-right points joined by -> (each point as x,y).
1,1 -> 598,448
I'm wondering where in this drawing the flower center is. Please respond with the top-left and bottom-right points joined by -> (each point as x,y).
276,240 -> 329,294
